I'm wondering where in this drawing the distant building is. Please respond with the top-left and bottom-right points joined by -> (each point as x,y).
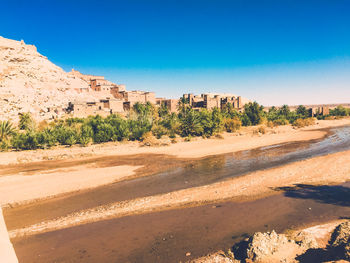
308,106 -> 330,117
67,71 -> 158,117
182,93 -> 248,110
156,98 -> 179,113
68,98 -> 124,118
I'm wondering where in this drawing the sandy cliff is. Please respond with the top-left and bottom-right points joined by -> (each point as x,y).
0,36 -> 94,122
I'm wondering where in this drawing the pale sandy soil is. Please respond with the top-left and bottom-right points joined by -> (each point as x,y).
0,209 -> 18,263
1,119 -> 349,166
9,148 -> 350,238
0,165 -> 140,206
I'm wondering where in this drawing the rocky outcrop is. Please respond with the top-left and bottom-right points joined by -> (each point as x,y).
231,230 -> 308,263
328,221 -> 350,260
188,251 -> 238,263
192,221 -> 350,263
0,36 -> 94,122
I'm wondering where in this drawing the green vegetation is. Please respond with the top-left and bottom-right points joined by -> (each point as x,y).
1,102 -> 349,151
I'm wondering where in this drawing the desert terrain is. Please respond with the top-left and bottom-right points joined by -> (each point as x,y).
1,118 -> 350,262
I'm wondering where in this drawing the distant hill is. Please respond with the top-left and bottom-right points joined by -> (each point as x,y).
0,36 -> 95,122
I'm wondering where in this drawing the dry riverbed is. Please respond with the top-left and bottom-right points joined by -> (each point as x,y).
8,148 -> 350,238
1,119 -> 350,263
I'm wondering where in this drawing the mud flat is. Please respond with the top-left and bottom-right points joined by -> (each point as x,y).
5,125 -> 350,232
8,148 -> 350,238
1,120 -> 350,263
11,182 -> 350,263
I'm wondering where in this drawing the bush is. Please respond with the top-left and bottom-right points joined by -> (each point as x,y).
128,119 -> 151,140
0,140 -> 10,151
224,118 -> 241,132
140,131 -> 159,146
106,115 -> 130,141
79,136 -> 91,147
19,112 -> 36,131
244,102 -> 265,126
36,128 -> 57,148
241,113 -> 252,126
160,113 -> 180,137
11,132 -> 39,150
65,135 -> 77,146
152,124 -> 168,139
0,120 -> 16,142
273,119 -> 289,126
54,126 -> 78,145
293,118 -> 316,128
179,109 -> 203,137
94,123 -> 114,143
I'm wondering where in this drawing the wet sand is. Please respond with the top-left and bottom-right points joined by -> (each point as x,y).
12,182 -> 350,263
8,146 -> 350,238
5,125 -> 348,231
2,121 -> 350,263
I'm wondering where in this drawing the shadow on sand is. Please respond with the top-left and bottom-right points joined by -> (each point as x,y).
273,183 -> 350,262
274,183 -> 350,207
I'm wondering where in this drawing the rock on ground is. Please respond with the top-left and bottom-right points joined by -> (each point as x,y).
329,221 -> 350,260
187,251 -> 237,263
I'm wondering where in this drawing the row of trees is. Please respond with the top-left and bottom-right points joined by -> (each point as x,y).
0,102 -> 349,151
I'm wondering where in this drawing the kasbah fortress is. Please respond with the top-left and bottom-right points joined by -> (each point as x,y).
67,68 -> 250,118
0,35 -> 348,122
67,69 -> 342,119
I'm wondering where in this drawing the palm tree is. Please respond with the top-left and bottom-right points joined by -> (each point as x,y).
0,120 -> 15,141
177,97 -> 189,114
179,108 -> 203,136
19,112 -> 35,130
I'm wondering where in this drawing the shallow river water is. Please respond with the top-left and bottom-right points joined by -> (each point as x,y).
8,126 -> 350,263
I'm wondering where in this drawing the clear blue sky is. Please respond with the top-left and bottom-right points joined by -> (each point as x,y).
1,0 -> 350,105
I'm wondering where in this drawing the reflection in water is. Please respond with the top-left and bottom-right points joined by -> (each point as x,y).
53,125 -> 350,205
94,126 -> 350,204
6,126 -> 350,232
177,126 -> 350,186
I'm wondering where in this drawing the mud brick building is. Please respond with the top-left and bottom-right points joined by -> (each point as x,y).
183,93 -> 248,110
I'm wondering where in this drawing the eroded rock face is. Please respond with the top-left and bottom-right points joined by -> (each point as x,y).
243,230 -> 303,263
188,251 -> 238,263
0,36 -> 94,122
329,221 -> 350,260
291,231 -> 318,250
229,230 -> 315,263
192,221 -> 350,263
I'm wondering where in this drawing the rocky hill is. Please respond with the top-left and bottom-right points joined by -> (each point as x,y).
0,36 -> 94,122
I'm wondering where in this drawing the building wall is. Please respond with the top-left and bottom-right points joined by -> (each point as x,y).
162,99 -> 179,113
203,95 -> 220,109
145,92 -> 156,104
125,92 -> 146,103
109,99 -> 124,113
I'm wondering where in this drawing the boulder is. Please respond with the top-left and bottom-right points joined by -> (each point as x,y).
329,221 -> 350,260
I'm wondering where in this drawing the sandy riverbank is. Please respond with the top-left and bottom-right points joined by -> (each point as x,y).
0,119 -> 349,166
0,119 -> 347,209
0,165 -> 140,206
2,119 -> 350,263
9,147 -> 350,238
